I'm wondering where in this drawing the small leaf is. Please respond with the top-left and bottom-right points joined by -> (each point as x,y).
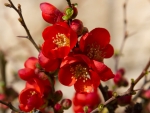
62,15 -> 70,21
65,8 -> 73,17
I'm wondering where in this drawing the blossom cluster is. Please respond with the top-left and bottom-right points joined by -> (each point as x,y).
18,2 -> 115,112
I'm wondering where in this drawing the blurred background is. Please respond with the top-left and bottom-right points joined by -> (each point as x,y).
0,0 -> 150,113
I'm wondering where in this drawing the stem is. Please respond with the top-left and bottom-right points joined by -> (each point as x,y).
90,58 -> 150,113
7,0 -> 40,52
66,0 -> 72,7
0,100 -> 24,113
99,84 -> 109,101
0,51 -> 7,93
115,0 -> 128,71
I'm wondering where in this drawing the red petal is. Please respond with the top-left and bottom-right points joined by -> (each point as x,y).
42,26 -> 58,41
40,2 -> 63,24
24,57 -> 38,69
103,44 -> 114,58
86,28 -> 110,48
69,28 -> 78,49
42,12 -> 56,24
89,70 -> 100,88
92,60 -> 114,81
79,33 -> 89,52
74,78 -> 94,93
38,52 -> 60,71
18,68 -> 36,81
58,66 -> 76,86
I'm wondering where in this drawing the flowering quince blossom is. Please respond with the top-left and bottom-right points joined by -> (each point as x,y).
79,28 -> 114,62
16,1 -> 116,112
18,57 -> 51,112
38,52 -> 61,72
40,2 -> 63,24
72,89 -> 101,113
42,22 -> 77,59
58,54 -> 114,93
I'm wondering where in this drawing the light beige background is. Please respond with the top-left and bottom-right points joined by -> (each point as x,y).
0,0 -> 150,113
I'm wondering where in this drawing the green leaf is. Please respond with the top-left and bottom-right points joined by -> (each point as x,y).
65,8 -> 74,17
62,15 -> 70,21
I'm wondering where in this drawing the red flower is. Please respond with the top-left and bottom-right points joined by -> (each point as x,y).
19,88 -> 44,112
142,89 -> 150,99
58,54 -> 100,93
40,2 -> 63,24
38,52 -> 61,72
72,90 -> 101,113
79,28 -> 114,62
42,22 -> 77,59
19,77 -> 51,112
25,78 -> 51,97
113,69 -> 128,87
18,57 -> 38,81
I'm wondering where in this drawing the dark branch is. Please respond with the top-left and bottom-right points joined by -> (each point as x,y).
6,0 -> 40,52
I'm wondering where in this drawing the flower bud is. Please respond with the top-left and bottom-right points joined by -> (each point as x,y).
54,103 -> 62,112
117,95 -> 132,106
61,99 -> 72,110
118,68 -> 125,76
54,90 -> 63,102
82,27 -> 89,35
141,89 -> 150,99
70,19 -> 83,36
4,3 -> 11,7
113,72 -> 128,87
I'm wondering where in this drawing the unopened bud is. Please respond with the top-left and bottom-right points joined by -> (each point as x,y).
61,99 -> 72,110
54,90 -> 63,102
18,4 -> 21,10
4,3 -> 11,7
18,18 -> 22,23
117,95 -> 132,106
70,19 -> 84,36
82,27 -> 89,35
54,103 -> 62,112
98,104 -> 104,112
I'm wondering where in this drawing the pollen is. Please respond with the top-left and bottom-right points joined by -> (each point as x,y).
53,33 -> 70,48
86,44 -> 103,61
70,64 -> 90,82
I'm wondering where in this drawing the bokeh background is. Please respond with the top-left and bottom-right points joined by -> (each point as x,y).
0,0 -> 150,113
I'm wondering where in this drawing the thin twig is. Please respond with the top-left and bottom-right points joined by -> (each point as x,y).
6,0 -> 40,52
114,0 -> 129,71
90,59 -> 150,113
0,100 -> 24,113
66,0 -> 72,7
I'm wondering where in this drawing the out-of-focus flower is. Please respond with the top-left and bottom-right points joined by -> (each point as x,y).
72,89 -> 101,113
117,95 -> 132,106
142,89 -> 150,99
40,2 -> 63,24
79,28 -> 114,62
113,68 -> 128,87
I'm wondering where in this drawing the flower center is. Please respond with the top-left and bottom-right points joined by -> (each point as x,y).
70,64 -> 90,82
30,91 -> 36,96
53,33 -> 70,48
86,44 -> 103,61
